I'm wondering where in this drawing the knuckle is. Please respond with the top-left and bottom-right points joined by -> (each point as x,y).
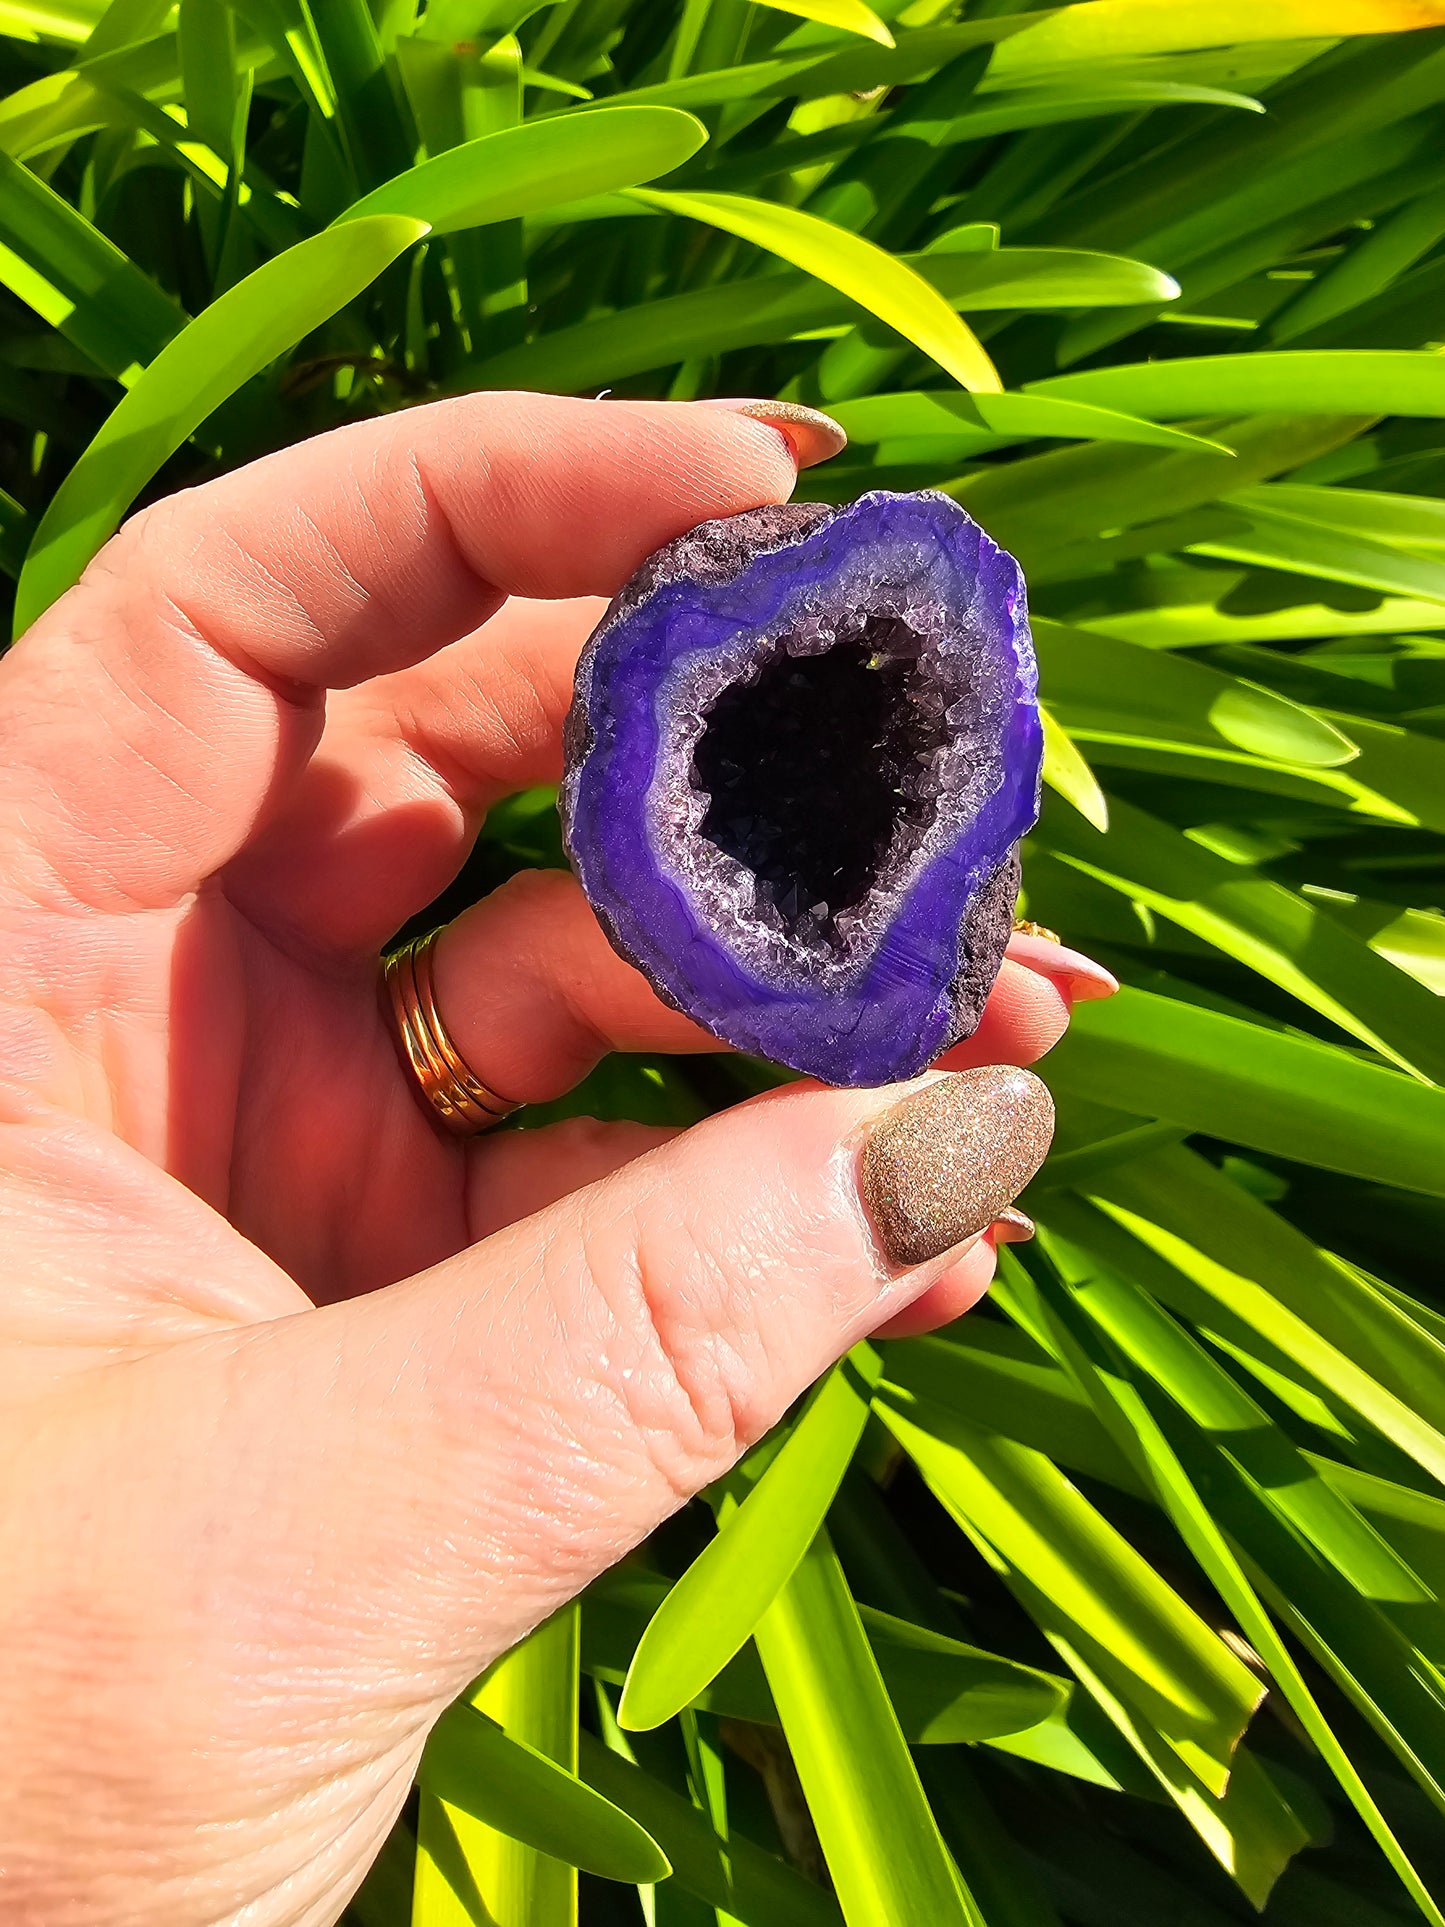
492,866 -> 575,921
578,1183 -> 777,1502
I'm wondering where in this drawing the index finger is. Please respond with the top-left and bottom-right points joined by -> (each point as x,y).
0,393 -> 823,914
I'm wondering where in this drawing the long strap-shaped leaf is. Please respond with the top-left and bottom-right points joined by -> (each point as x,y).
620,1348 -> 877,1730
878,1398 -> 1262,1794
1040,707 -> 1109,832
468,241 -> 1175,394
625,185 -> 1003,392
829,390 -> 1227,454
1045,986 -> 1445,1194
579,1729 -> 843,1926
419,1699 -> 670,1885
13,212 -> 428,634
598,0 -> 1439,113
1030,349 -> 1445,419
415,1608 -> 594,1927
1013,1249 -> 1445,1927
0,147 -> 184,379
749,0 -> 894,47
339,105 -> 707,231
988,0 -> 1445,81
1090,1145 -> 1445,1482
1030,615 -> 1356,767
754,1529 -> 983,1927
1041,1231 -> 1445,1821
1035,787 -> 1445,1082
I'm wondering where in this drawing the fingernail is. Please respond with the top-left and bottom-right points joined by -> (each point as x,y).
1005,930 -> 1119,1002
696,398 -> 848,468
991,1205 -> 1036,1244
861,1067 -> 1055,1268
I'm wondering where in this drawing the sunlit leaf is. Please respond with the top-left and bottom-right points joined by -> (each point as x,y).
620,1351 -> 876,1731
14,214 -> 427,633
988,0 -> 1445,83
878,1395 -> 1263,1796
0,148 -> 184,378
1046,988 -> 1445,1195
588,1564 -> 1068,1743
580,1730 -> 843,1925
416,1610 -> 588,1926
830,389 -> 1226,454
341,106 -> 707,230
755,1531 -> 982,1926
1040,706 -> 1109,831
1030,349 -> 1445,419
748,0 -> 894,48
626,186 -> 1004,392
419,1697 -> 670,1883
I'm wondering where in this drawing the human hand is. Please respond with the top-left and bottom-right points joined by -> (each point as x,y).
0,393 -> 1112,1924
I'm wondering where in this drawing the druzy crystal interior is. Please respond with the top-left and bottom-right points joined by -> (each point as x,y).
560,490 -> 1043,1087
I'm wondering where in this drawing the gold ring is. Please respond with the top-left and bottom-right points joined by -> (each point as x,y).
383,928 -> 521,1137
1012,917 -> 1062,944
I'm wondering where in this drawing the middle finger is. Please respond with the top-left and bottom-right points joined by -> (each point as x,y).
433,868 -> 721,1108
224,594 -> 603,952
429,885 -> 1107,1113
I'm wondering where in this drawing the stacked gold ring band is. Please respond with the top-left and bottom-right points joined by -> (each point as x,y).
385,914 -> 1058,1139
383,928 -> 521,1136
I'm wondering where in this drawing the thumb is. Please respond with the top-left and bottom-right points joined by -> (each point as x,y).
11,1068 -> 1051,1922
214,1065 -> 1053,1669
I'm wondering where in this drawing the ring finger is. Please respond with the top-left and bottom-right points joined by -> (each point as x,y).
430,867 -> 721,1107
425,873 -> 1105,1113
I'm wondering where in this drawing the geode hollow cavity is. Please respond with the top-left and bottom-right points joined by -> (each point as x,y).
560,489 -> 1042,1087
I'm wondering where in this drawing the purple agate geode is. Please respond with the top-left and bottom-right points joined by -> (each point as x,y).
560,489 -> 1042,1087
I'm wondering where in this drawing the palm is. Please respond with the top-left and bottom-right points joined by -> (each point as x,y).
190,898 -> 467,1299
0,396 -> 1097,1927
2,401 -> 1085,1352
22,581 -> 681,1321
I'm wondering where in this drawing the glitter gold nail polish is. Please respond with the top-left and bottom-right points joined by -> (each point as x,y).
992,1205 -> 1036,1243
861,1067 -> 1054,1268
696,398 -> 848,467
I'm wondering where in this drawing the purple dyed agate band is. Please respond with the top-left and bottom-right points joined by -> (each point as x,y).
560,490 -> 1043,1087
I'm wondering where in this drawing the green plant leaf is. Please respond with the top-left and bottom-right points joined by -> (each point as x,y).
1032,617 -> 1357,764
1088,1146 -> 1445,1484
748,0 -> 893,48
878,1394 -> 1263,1797
1012,1239 -> 1445,1924
1189,499 -> 1445,604
619,1350 -> 876,1731
1230,480 -> 1445,550
1035,788 -> 1445,1081
340,105 -> 707,231
0,148 -> 185,378
418,1699 -> 670,1884
1030,349 -> 1445,419
580,1730 -> 843,1927
1045,988 -> 1445,1196
829,389 -> 1228,453
626,186 -> 1004,392
1040,705 -> 1110,831
13,213 -> 427,634
0,0 -> 104,43
588,1564 -> 1068,1743
882,1328 -> 1151,1497
471,242 -> 1175,393
416,1609 -> 584,1925
754,1530 -> 982,1926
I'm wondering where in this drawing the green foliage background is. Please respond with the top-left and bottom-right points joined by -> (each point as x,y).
4,0 -> 1445,1922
